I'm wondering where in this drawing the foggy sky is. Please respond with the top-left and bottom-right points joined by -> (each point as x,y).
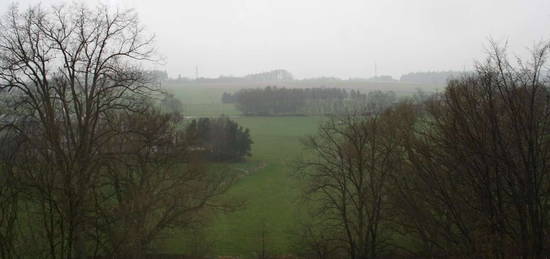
2,0 -> 550,79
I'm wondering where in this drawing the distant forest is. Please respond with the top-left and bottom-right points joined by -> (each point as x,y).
223,87 -> 399,115
158,69 -> 466,86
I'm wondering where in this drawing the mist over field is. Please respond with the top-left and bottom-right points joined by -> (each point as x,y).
1,1 -> 550,258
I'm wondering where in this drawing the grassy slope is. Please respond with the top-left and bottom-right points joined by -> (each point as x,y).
162,84 -> 322,256
206,116 -> 322,256
161,81 -> 433,256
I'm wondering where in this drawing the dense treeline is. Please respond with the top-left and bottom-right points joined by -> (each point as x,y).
167,70 -> 455,86
222,92 -> 238,104
296,42 -> 550,258
186,116 -> 252,162
224,87 -> 397,115
169,69 -> 293,84
234,87 -> 345,115
244,69 -> 293,82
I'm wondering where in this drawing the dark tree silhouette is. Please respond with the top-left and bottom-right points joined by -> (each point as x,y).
186,116 -> 252,162
392,42 -> 550,258
296,103 -> 416,259
234,87 -> 351,115
0,3 -> 236,258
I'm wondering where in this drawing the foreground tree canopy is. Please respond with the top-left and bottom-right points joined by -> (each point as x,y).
394,43 -> 550,258
0,4 -> 234,258
297,42 -> 550,259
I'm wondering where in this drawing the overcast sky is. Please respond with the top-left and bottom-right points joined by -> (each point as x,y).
2,0 -> 549,79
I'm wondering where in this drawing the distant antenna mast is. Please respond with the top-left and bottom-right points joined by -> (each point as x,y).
374,62 -> 378,78
195,65 -> 199,80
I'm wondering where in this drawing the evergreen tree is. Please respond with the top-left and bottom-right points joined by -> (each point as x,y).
186,116 -> 252,161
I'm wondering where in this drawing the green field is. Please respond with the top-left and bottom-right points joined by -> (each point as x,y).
160,83 -> 431,256
161,85 -> 323,256
205,116 -> 322,256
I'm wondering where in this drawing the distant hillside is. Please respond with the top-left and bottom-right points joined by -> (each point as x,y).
163,69 -> 449,92
400,71 -> 470,85
167,69 -> 294,84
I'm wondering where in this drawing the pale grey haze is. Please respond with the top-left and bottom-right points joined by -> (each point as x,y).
1,0 -> 549,79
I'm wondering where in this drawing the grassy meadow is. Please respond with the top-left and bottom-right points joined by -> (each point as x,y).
162,84 -> 323,256
160,81 -> 437,256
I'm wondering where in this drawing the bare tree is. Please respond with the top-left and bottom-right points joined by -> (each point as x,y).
291,210 -> 345,259
0,4 -> 241,258
296,103 -> 416,259
91,108 -> 235,257
0,123 -> 22,259
392,41 -> 550,258
0,3 -> 160,258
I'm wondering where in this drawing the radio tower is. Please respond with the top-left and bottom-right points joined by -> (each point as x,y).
195,65 -> 199,80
